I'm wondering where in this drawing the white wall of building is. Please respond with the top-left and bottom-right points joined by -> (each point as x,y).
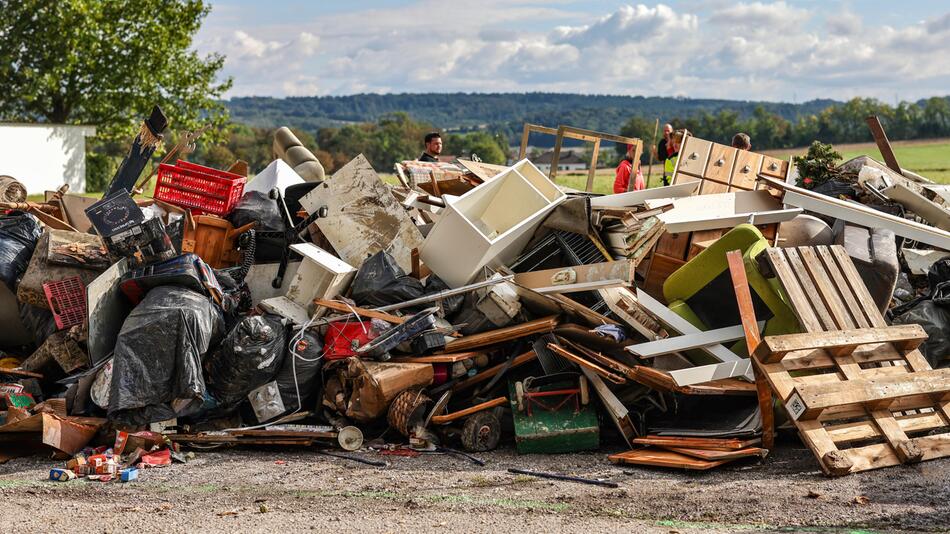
0,124 -> 96,194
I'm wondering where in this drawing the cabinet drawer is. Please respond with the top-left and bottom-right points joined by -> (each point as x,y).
703,143 -> 737,184
760,156 -> 789,179
730,151 -> 763,191
675,137 -> 712,178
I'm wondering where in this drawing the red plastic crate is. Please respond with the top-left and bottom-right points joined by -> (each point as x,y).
43,276 -> 87,330
154,160 -> 246,216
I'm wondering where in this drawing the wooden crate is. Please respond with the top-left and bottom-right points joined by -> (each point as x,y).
757,244 -> 950,475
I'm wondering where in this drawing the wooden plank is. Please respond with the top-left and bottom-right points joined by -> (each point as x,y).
389,352 -> 480,364
444,316 -> 558,352
664,446 -> 768,461
825,412 -> 948,444
625,141 -> 643,193
797,246 -> 856,330
626,322 -> 759,358
815,246 -> 871,328
586,138 -> 600,192
452,350 -> 537,392
764,248 -> 820,332
754,325 -> 927,364
608,448 -> 731,470
431,397 -> 506,424
783,248 -> 837,330
546,343 -> 627,385
794,369 -> 950,418
533,279 -> 628,294
632,435 -> 761,450
726,249 -> 773,450
580,367 -> 637,447
668,360 -> 752,387
313,298 -> 406,324
866,115 -> 902,174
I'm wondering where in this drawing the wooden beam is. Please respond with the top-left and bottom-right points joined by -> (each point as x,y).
586,138 -> 600,193
726,249 -> 773,450
633,435 -> 761,450
754,325 -> 927,364
625,141 -> 643,193
431,396 -> 506,424
389,352 -> 481,364
443,316 -> 558,352
313,298 -> 406,324
549,126 -> 566,182
793,369 -> 950,420
866,115 -> 902,174
546,343 -> 627,385
560,125 -> 640,146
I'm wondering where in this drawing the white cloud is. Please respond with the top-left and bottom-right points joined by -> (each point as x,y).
197,2 -> 950,102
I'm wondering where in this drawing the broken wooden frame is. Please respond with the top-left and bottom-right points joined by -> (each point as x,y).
518,123 -> 643,192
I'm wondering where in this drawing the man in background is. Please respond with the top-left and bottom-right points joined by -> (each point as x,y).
731,132 -> 752,151
655,123 -> 674,185
419,132 -> 443,162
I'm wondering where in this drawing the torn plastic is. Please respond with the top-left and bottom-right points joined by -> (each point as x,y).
350,251 -> 462,315
0,211 -> 42,290
108,286 -> 224,425
205,314 -> 288,411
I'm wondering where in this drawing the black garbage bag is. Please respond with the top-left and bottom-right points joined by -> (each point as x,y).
0,211 -> 42,290
351,251 -> 426,308
205,313 -> 288,411
272,327 -> 324,416
928,258 -> 950,305
424,274 -> 463,318
228,191 -> 285,262
108,286 -> 224,425
893,300 -> 950,368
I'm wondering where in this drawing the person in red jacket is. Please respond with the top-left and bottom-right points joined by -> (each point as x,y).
613,143 -> 645,193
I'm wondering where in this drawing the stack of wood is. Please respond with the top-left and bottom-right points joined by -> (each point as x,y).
609,435 -> 767,470
598,206 -> 667,263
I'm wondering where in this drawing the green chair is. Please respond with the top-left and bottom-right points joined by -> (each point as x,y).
662,224 -> 801,363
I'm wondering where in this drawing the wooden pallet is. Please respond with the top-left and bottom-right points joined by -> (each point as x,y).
757,245 -> 950,475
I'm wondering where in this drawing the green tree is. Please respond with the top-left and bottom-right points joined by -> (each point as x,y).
0,0 -> 232,144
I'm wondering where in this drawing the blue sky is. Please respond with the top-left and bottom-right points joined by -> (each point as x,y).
195,1 -> 950,102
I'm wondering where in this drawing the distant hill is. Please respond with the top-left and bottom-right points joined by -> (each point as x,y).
226,92 -> 840,146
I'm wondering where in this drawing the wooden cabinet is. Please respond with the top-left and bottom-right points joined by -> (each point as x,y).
730,150 -> 763,191
674,137 -> 712,178
760,156 -> 788,179
703,144 -> 737,185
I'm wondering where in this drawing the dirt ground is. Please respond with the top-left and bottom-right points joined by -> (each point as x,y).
1,435 -> 948,533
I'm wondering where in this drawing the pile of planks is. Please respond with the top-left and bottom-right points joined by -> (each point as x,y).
599,206 -> 667,263
608,435 -> 766,470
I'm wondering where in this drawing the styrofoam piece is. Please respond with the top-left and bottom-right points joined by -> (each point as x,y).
261,243 -> 355,324
419,159 -> 566,287
589,182 -> 699,208
245,159 -> 305,195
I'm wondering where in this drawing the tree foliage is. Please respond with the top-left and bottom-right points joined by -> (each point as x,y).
0,0 -> 232,143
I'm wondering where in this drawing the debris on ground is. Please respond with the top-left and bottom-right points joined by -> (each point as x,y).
1,115 -> 949,487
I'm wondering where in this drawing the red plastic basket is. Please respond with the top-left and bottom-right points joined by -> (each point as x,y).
154,160 -> 246,216
43,276 -> 87,330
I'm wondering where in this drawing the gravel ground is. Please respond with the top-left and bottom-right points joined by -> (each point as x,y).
1,437 -> 948,533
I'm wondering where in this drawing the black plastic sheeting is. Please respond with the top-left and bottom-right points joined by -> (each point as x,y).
0,211 -> 42,290
893,257 -> 950,368
205,313 -> 288,411
274,327 -> 324,414
351,251 -> 461,315
108,286 -> 224,425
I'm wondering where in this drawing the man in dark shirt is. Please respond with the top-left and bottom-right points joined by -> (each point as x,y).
655,123 -> 673,186
419,132 -> 442,162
